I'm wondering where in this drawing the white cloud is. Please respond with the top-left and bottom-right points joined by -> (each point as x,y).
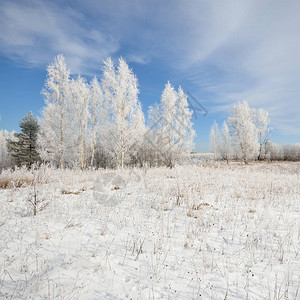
126,54 -> 150,65
0,0 -> 119,73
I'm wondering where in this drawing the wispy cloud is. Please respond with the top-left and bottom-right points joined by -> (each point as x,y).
0,0 -> 119,73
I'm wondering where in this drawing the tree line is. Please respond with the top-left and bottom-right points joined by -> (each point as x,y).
0,54 -> 299,171
210,100 -> 300,163
1,54 -> 194,170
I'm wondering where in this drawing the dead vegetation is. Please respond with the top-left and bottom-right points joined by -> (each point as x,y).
0,176 -> 34,189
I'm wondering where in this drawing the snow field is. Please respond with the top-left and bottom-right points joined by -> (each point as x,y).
0,162 -> 299,299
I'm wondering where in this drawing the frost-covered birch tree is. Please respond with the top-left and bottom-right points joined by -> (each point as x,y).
0,130 -> 15,170
130,102 -> 146,166
157,82 -> 179,167
210,121 -> 220,160
176,86 -> 195,153
228,100 -> 259,164
89,76 -> 104,167
146,83 -> 195,167
256,108 -> 271,160
69,76 -> 90,169
102,57 -> 144,169
146,103 -> 162,166
39,54 -> 70,168
220,121 -> 231,163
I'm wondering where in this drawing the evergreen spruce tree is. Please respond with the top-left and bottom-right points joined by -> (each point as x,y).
8,112 -> 40,167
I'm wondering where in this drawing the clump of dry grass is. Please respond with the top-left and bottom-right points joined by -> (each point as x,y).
0,178 -> 13,189
191,202 -> 211,210
0,175 -> 34,189
0,164 -> 55,189
62,189 -> 82,195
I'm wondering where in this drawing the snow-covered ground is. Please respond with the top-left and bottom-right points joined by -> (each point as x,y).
0,162 -> 299,299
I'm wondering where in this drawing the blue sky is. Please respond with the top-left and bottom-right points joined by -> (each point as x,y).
0,0 -> 299,151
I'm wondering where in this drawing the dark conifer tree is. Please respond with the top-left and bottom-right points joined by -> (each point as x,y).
8,112 -> 40,167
